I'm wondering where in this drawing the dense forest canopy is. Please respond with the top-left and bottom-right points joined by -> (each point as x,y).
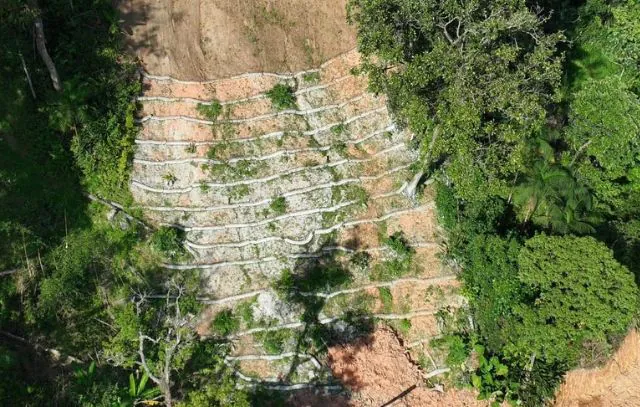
1,0 -> 639,405
349,0 -> 640,404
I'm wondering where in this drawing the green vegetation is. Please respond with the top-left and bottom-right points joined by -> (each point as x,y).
229,184 -> 251,201
211,309 -> 241,336
197,99 -> 222,121
269,196 -> 287,215
378,287 -> 393,312
266,83 -> 297,110
3,0 -> 639,404
371,232 -> 415,281
151,226 -> 188,261
302,71 -> 321,83
0,1 -> 253,405
330,123 -> 346,136
350,0 -> 640,404
256,329 -> 291,354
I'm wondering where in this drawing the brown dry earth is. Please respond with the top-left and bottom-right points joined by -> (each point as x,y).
327,327 -> 488,407
554,330 -> 640,407
117,0 -> 355,80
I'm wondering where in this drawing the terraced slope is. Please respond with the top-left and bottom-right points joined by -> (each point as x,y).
131,50 -> 462,389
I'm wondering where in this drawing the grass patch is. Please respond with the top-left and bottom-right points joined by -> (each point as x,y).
267,84 -> 296,110
302,71 -> 321,83
331,123 -> 346,136
236,298 -> 257,326
371,232 -> 415,281
269,196 -> 287,215
256,329 -> 292,354
378,287 -> 393,312
396,318 -> 412,335
211,309 -> 240,336
197,99 -> 222,121
229,184 -> 251,201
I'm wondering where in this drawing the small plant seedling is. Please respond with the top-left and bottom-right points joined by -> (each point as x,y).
199,181 -> 210,193
270,196 -> 287,215
163,172 -> 177,185
267,84 -> 296,110
331,122 -> 346,136
185,142 -> 197,154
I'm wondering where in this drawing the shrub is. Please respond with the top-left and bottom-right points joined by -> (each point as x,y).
258,329 -> 291,354
269,196 -> 287,215
211,309 -> 240,336
196,100 -> 222,121
150,226 -> 186,260
266,84 -> 296,110
350,252 -> 371,271
302,72 -> 321,83
435,182 -> 458,231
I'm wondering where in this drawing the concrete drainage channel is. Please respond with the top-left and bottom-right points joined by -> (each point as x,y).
131,49 -> 460,391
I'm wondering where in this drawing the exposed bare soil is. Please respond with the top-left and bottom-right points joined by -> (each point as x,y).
328,327 -> 489,406
554,330 -> 640,407
117,0 -> 356,80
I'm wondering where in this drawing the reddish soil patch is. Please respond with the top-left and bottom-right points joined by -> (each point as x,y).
328,327 -> 489,406
554,330 -> 640,407
117,0 -> 356,80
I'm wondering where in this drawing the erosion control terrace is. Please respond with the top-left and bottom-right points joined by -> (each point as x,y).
131,49 -> 464,389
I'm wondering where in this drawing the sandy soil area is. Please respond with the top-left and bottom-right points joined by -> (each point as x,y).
327,327 -> 489,406
554,330 -> 640,407
117,0 -> 356,80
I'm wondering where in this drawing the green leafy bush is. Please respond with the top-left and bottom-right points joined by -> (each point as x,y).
211,309 -> 240,336
266,84 -> 296,110
197,100 -> 222,121
269,196 -> 287,215
151,226 -> 186,261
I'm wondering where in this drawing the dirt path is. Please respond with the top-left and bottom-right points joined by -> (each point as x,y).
117,0 -> 356,80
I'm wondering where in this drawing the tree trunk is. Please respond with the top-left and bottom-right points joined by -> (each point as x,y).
403,171 -> 425,199
30,0 -> 62,91
161,384 -> 172,407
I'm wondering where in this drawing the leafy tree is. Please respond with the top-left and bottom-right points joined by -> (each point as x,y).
347,0 -> 564,201
507,235 -> 638,367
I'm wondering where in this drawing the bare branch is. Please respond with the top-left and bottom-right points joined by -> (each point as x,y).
138,332 -> 162,386
19,53 -> 36,99
29,0 -> 62,91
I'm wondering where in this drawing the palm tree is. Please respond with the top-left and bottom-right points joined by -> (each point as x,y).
513,161 -> 570,222
514,161 -> 598,234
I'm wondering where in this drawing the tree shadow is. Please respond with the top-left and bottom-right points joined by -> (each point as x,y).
257,238 -> 378,404
116,0 -> 183,61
